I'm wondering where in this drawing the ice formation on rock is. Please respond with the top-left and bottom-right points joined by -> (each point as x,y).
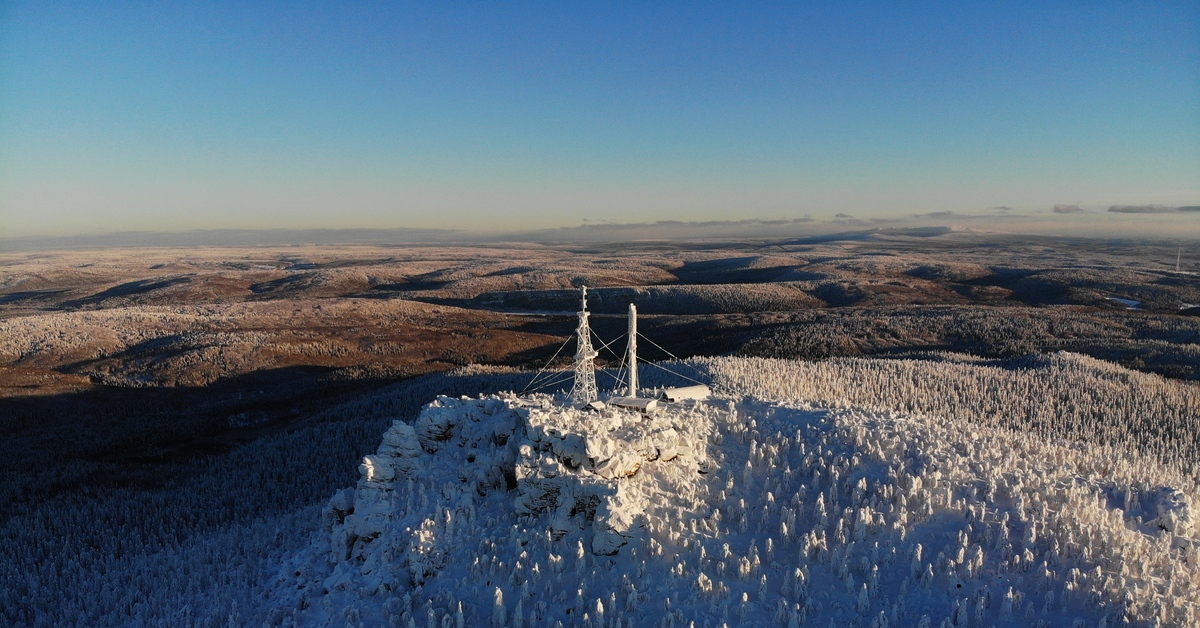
1149,487 -> 1194,536
293,377 -> 1200,627
323,393 -> 715,594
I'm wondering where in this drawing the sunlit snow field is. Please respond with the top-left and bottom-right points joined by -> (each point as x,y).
6,353 -> 1192,626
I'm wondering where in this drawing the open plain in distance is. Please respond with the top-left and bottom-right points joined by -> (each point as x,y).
1,229 -> 1198,626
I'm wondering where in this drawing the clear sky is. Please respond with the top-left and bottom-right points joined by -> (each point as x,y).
1,1 -> 1198,238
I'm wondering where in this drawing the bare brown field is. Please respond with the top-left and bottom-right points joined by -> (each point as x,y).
3,233 -> 1197,393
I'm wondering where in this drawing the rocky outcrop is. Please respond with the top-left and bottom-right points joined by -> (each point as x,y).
322,393 -> 713,594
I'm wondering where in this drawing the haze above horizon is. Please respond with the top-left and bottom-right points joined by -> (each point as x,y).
1,2 -> 1197,239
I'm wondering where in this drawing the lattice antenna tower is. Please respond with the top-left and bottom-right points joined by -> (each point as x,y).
570,286 -> 599,404
626,303 -> 638,396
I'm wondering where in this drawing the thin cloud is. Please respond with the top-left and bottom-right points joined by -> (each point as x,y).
1108,204 -> 1175,214
909,210 -> 1030,221
1053,204 -> 1086,214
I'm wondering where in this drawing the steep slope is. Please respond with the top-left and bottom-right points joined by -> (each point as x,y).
276,371 -> 1199,626
5,355 -> 1197,627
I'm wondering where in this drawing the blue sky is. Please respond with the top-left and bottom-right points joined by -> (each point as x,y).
1,1 -> 1197,237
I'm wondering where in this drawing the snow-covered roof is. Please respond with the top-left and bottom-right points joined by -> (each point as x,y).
607,396 -> 658,412
660,384 -> 710,402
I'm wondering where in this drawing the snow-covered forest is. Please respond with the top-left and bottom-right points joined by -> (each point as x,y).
694,353 -> 1200,479
2,237 -> 1198,626
4,354 -> 1197,626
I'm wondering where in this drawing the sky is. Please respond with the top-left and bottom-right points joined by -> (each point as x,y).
1,1 -> 1198,239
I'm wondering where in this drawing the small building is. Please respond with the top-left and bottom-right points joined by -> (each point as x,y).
608,396 -> 658,413
660,385 -> 710,402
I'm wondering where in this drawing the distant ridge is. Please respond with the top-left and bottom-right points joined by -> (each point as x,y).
0,228 -> 464,252
3,222 -> 948,251
778,225 -> 958,245
4,213 -> 1194,252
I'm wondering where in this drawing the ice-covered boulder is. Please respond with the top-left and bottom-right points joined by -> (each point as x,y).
345,481 -> 393,541
649,427 -> 682,461
592,483 -> 641,555
585,432 -> 617,462
322,396 -> 534,593
593,450 -> 642,479
414,398 -> 461,452
549,431 -> 588,468
514,445 -> 568,515
1150,487 -> 1194,535
359,454 -> 396,484
378,421 -> 422,457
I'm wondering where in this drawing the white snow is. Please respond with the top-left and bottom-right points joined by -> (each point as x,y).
607,396 -> 660,413
275,374 -> 1200,627
660,385 -> 711,402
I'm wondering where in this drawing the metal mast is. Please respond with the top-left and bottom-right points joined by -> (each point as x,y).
626,303 -> 638,396
570,286 -> 598,404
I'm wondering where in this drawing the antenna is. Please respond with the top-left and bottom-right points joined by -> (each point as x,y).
570,286 -> 598,404
627,303 -> 638,396
1178,247 -> 1183,273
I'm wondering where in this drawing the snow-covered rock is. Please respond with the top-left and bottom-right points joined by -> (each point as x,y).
1150,487 -> 1194,536
288,380 -> 1200,627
